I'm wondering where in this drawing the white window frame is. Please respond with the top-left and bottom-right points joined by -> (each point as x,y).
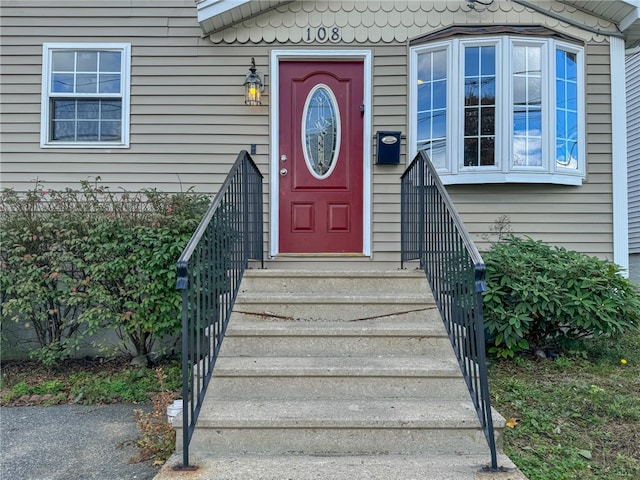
40,43 -> 131,148
410,36 -> 585,186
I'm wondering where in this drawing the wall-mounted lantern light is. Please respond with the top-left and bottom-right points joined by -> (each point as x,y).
244,57 -> 264,106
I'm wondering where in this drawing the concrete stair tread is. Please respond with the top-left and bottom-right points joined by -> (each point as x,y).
157,452 -> 526,480
225,314 -> 445,335
235,292 -> 432,304
214,355 -> 463,377
243,269 -> 428,277
196,398 -> 495,429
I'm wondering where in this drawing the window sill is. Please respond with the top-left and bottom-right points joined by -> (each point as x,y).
40,142 -> 130,149
438,172 -> 584,186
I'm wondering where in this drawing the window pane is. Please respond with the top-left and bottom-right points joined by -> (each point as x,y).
564,51 -> 577,81
465,108 -> 478,136
529,109 -> 541,134
77,101 -> 100,119
514,110 -> 527,135
528,77 -> 542,105
481,46 -> 495,75
101,100 -> 122,119
77,120 -> 99,141
77,51 -> 98,71
528,47 -> 541,73
433,111 -> 446,138
513,76 -> 527,105
419,138 -> 446,169
99,73 -> 121,94
53,100 -> 76,119
52,51 -> 75,71
52,73 -> 74,93
556,110 -> 566,138
76,73 -> 98,93
464,138 -> 479,167
433,80 -> 446,109
465,47 -> 479,76
567,112 -> 577,138
417,112 -> 431,142
480,107 -> 495,135
481,77 -> 495,105
52,121 -> 75,141
556,79 -> 566,107
99,51 -> 121,72
101,121 -> 121,141
417,83 -> 432,111
480,137 -> 495,166
513,46 -> 526,75
465,80 -> 479,106
432,50 -> 447,80
527,138 -> 542,166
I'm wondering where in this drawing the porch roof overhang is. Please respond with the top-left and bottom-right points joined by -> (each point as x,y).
559,0 -> 640,49
195,0 -> 293,36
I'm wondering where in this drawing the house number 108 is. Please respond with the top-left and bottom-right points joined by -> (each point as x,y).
304,26 -> 341,43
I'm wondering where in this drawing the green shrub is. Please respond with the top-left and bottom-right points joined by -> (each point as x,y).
0,183 -> 96,366
1,179 -> 208,366
482,236 -> 640,358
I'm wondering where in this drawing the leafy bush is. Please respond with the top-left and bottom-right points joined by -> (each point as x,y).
1,180 -> 208,366
482,236 -> 640,358
1,183 -> 98,365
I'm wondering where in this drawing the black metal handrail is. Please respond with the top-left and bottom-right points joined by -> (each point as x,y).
175,150 -> 263,468
400,150 -> 498,470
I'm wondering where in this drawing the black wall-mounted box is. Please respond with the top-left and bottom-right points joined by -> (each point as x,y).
376,131 -> 401,164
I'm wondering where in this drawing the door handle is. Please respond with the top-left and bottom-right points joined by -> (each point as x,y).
280,168 -> 288,176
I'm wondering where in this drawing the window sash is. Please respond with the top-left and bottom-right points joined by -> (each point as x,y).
41,43 -> 130,148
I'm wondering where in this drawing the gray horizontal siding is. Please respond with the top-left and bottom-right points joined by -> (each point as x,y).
627,51 -> 640,253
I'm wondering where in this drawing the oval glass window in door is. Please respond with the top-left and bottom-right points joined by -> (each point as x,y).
302,84 -> 341,179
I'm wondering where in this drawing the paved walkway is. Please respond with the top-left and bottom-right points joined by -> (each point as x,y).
1,404 -> 158,480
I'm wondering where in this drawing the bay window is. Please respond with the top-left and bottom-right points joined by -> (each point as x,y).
410,34 -> 584,185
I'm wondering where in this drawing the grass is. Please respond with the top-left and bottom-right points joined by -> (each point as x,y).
488,333 -> 640,480
0,356 -> 182,406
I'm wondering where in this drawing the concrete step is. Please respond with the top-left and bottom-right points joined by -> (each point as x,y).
221,312 -> 453,356
233,293 -> 432,321
157,452 -> 527,480
187,399 -> 503,456
239,269 -> 434,297
234,269 -> 435,321
207,355 -> 469,400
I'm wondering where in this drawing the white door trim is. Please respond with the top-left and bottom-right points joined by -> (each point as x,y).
269,49 -> 372,257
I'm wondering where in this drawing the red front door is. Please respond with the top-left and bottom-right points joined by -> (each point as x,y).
278,61 -> 364,254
